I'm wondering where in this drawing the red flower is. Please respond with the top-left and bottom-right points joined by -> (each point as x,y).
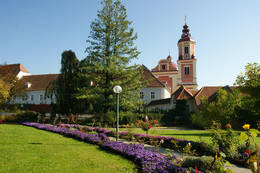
195,166 -> 198,173
136,120 -> 140,124
0,120 -> 2,124
226,124 -> 230,129
245,149 -> 252,155
153,120 -> 157,124
148,125 -> 152,129
142,125 -> 144,128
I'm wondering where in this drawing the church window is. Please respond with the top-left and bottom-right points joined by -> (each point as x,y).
140,92 -> 144,99
184,66 -> 190,75
151,92 -> 155,99
185,47 -> 189,54
162,65 -> 166,70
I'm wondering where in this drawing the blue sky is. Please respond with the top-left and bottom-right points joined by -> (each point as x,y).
0,0 -> 259,87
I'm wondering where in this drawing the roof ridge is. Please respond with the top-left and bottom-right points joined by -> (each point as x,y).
194,87 -> 204,98
141,64 -> 169,89
184,88 -> 195,97
0,63 -> 21,66
25,73 -> 59,76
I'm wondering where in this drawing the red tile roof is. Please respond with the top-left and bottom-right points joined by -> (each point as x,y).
147,98 -> 171,106
172,85 -> 198,100
194,86 -> 220,106
21,74 -> 59,91
194,86 -> 239,106
140,65 -> 168,88
0,64 -> 29,77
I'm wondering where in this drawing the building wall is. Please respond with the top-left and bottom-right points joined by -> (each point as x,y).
153,71 -> 178,93
17,71 -> 30,79
181,63 -> 193,83
157,76 -> 172,90
140,87 -> 170,104
11,90 -> 55,105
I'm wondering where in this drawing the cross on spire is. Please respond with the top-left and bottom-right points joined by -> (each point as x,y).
184,16 -> 187,25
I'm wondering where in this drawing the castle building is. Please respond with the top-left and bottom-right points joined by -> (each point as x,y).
151,22 -> 198,93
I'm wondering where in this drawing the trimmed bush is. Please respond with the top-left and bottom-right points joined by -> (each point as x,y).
0,111 -> 40,122
16,111 -> 40,122
182,156 -> 215,172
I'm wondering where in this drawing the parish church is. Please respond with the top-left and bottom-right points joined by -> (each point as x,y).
151,21 -> 197,94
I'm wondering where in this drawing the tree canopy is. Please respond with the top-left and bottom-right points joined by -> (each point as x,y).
0,77 -> 10,104
46,50 -> 81,117
235,62 -> 260,107
235,62 -> 260,126
78,0 -> 144,113
199,88 -> 241,127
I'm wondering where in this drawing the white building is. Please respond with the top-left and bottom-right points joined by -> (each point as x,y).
13,74 -> 58,105
139,65 -> 171,104
1,64 -> 171,108
0,64 -> 58,106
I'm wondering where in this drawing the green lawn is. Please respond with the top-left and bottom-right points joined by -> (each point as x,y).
0,124 -> 137,173
120,127 -> 260,146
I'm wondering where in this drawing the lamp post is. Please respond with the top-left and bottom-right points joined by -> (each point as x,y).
113,85 -> 122,141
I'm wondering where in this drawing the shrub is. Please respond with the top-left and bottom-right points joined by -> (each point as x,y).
161,100 -> 190,126
136,118 -> 158,134
16,111 -> 40,122
182,156 -> 215,172
0,114 -> 17,122
190,113 -> 208,129
120,111 -> 140,125
210,122 -> 240,158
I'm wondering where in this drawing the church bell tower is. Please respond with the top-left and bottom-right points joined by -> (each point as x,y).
177,19 -> 198,89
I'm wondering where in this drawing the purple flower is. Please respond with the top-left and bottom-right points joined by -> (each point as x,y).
21,122 -> 203,173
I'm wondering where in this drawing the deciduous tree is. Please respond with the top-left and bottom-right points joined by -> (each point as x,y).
235,62 -> 260,127
47,50 -> 82,121
199,88 -> 241,127
0,77 -> 10,104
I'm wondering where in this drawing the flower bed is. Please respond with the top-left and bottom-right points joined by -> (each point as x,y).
21,122 -> 201,173
77,125 -> 215,156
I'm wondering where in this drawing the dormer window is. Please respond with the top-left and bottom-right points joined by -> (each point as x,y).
24,82 -> 32,88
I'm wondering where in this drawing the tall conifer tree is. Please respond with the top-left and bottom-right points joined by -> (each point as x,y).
78,0 -> 144,113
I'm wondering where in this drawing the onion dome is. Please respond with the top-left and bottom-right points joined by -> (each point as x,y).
178,24 -> 194,43
169,62 -> 178,71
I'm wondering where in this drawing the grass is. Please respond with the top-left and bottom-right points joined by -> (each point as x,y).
119,127 -> 260,146
0,124 -> 137,173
